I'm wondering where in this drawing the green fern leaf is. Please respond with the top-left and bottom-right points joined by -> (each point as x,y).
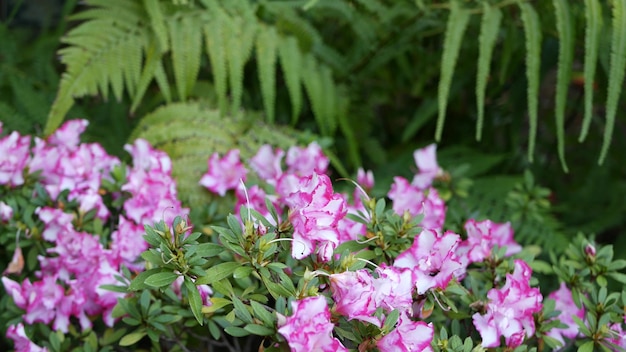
518,2 -> 542,162
579,0 -> 603,142
154,60 -> 172,103
131,40 -> 162,112
600,0 -> 626,163
169,15 -> 202,101
143,0 -> 169,52
320,65 -> 337,135
278,36 -> 303,124
256,26 -> 278,123
553,0 -> 574,172
475,3 -> 502,141
46,5 -> 148,135
302,56 -> 328,135
227,17 -> 257,115
435,0 -> 471,141
204,17 -> 229,114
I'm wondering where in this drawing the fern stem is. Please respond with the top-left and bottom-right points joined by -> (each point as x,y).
579,0 -> 602,143
599,0 -> 626,164
553,0 -> 573,172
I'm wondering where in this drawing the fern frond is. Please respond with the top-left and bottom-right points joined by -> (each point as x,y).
278,36 -> 303,124
129,102 -> 303,207
435,0 -> 471,141
131,40 -> 162,112
203,17 -> 229,114
553,0 -> 574,172
599,0 -> 626,164
476,3 -> 502,141
154,60 -> 172,103
579,0 -> 603,142
45,0 -> 149,135
169,15 -> 202,101
143,0 -> 169,52
227,17 -> 257,115
255,25 -> 278,123
302,55 -> 325,134
518,2 -> 542,162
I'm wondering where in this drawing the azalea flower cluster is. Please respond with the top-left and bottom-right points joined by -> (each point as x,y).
0,120 -> 187,351
198,143 -> 562,351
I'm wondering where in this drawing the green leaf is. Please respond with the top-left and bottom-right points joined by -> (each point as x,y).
250,300 -> 275,327
578,341 -> 594,352
169,15 -> 202,101
195,262 -> 241,285
435,0 -> 471,141
608,271 -> 626,284
129,268 -> 165,291
553,0 -> 573,172
475,3 -> 502,141
233,266 -> 254,279
599,0 -> 626,164
256,25 -> 278,123
231,295 -> 253,324
224,326 -> 250,337
119,329 -> 147,347
579,0 -> 603,142
382,309 -> 399,333
195,243 -> 225,257
518,2 -> 542,162
183,277 -> 204,325
278,35 -> 303,124
144,272 -> 179,288
243,324 -> 274,336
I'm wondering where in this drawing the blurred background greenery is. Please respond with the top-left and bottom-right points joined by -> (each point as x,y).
1,0 -> 625,259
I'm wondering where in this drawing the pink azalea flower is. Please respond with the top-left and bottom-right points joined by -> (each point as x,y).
388,177 -> 446,231
250,144 -> 284,185
285,142 -> 329,176
460,219 -> 522,263
199,149 -> 247,196
472,259 -> 543,348
608,322 -> 626,349
6,323 -> 48,352
356,168 -> 374,190
235,184 -> 280,225
373,265 -> 415,314
377,312 -> 434,352
0,129 -> 31,187
277,296 -> 348,352
411,144 -> 443,190
36,207 -> 75,242
286,173 -> 347,261
110,216 -> 148,270
329,269 -> 380,327
124,138 -> 172,173
546,283 -> 584,344
122,140 -> 188,226
46,119 -> 88,150
0,201 -> 13,222
394,229 -> 465,294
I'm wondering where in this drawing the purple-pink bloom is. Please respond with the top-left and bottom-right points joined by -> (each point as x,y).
277,296 -> 348,352
235,184 -> 280,225
608,322 -> 626,349
546,283 -> 584,344
329,269 -> 380,327
286,173 -> 347,261
36,207 -> 75,243
110,216 -> 149,271
356,168 -> 374,190
0,201 -> 13,222
460,219 -> 522,263
472,259 -> 543,348
6,323 -> 48,352
394,229 -> 465,294
249,144 -> 284,185
388,177 -> 446,231
373,265 -> 415,314
285,142 -> 329,176
411,144 -> 443,190
124,138 -> 172,173
377,312 -> 434,352
199,149 -> 247,196
46,119 -> 88,150
0,129 -> 31,187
